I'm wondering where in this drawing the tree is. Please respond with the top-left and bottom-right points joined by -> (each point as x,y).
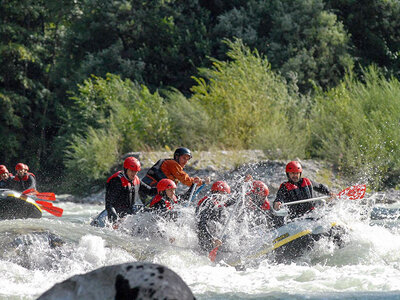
54,0 -> 213,95
212,0 -> 354,93
326,0 -> 400,78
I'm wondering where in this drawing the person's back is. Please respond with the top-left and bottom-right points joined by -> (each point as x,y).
12,163 -> 36,192
196,181 -> 231,252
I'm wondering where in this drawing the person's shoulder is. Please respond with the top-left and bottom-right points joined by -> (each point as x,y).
278,181 -> 289,189
107,171 -> 123,183
162,159 -> 178,166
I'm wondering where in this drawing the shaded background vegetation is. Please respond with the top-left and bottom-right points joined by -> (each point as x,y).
1,0 -> 400,194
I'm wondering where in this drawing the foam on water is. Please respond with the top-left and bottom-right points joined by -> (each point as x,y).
1,194 -> 400,299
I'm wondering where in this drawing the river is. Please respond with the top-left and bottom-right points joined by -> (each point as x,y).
1,193 -> 400,299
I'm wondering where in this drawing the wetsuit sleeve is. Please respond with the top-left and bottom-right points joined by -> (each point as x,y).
26,175 -> 37,190
311,181 -> 331,195
105,178 -> 122,222
161,160 -> 195,187
274,184 -> 289,204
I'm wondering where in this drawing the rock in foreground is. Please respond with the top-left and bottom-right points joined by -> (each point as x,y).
38,262 -> 195,300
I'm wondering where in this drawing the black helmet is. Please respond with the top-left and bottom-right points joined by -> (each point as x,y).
174,147 -> 192,160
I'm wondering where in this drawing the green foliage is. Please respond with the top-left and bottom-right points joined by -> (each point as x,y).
191,39 -> 308,157
62,74 -> 172,193
326,0 -> 400,78
212,0 -> 354,92
310,66 -> 400,188
163,89 -> 211,149
2,0 -> 400,193
63,126 -> 120,192
54,0 -> 212,94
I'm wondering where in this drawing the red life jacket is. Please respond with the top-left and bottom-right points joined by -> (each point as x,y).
281,177 -> 314,217
149,194 -> 177,210
283,177 -> 313,200
106,171 -> 140,214
13,172 -> 35,182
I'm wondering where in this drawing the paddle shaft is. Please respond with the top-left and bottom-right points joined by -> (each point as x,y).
282,195 -> 329,206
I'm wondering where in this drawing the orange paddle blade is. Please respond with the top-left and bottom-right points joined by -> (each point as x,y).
35,200 -> 63,217
338,184 -> 366,200
208,246 -> 219,262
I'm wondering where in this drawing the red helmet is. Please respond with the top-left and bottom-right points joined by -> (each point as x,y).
157,179 -> 177,193
15,163 -> 25,171
286,161 -> 302,173
251,180 -> 269,197
123,157 -> 141,171
0,165 -> 9,175
211,181 -> 231,194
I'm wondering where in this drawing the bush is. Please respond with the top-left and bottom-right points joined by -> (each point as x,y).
310,66 -> 400,188
63,126 -> 120,193
190,39 -> 308,158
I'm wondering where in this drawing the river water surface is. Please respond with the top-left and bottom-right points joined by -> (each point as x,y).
1,195 -> 400,299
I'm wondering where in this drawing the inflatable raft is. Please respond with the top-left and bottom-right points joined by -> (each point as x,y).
0,189 -> 42,220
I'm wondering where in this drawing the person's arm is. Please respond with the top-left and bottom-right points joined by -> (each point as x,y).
25,175 -> 36,190
311,181 -> 332,195
273,184 -> 287,210
105,179 -> 122,222
162,160 -> 196,186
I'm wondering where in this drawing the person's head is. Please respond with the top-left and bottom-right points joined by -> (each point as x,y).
0,165 -> 10,180
173,147 -> 192,168
285,161 -> 302,183
211,181 -> 231,194
157,178 -> 177,200
123,157 -> 141,181
248,180 -> 269,205
15,163 -> 27,177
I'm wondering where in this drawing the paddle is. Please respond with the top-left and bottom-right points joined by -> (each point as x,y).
230,184 -> 367,267
22,189 -> 56,201
186,183 -> 197,204
282,184 -> 366,207
35,200 -> 63,217
185,183 -> 206,207
208,184 -> 245,262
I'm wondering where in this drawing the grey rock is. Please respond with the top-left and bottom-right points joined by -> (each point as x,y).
38,262 -> 195,300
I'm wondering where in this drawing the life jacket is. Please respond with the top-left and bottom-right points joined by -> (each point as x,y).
106,171 -> 140,208
13,172 -> 35,182
281,178 -> 314,217
196,194 -> 228,215
283,177 -> 313,201
12,172 -> 36,192
142,159 -> 170,187
149,194 -> 178,210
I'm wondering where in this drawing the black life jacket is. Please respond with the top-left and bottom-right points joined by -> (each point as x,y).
283,177 -> 314,217
142,159 -> 171,186
106,171 -> 140,214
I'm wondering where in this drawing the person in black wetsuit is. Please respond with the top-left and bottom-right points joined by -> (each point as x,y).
12,163 -> 36,192
273,161 -> 335,220
105,157 -> 143,223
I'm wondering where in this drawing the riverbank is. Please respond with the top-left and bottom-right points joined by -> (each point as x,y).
58,149 -> 400,204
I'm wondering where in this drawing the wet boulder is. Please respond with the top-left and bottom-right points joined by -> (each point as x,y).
38,262 -> 195,300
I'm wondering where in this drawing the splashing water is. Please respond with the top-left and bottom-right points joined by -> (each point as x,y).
1,189 -> 400,299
